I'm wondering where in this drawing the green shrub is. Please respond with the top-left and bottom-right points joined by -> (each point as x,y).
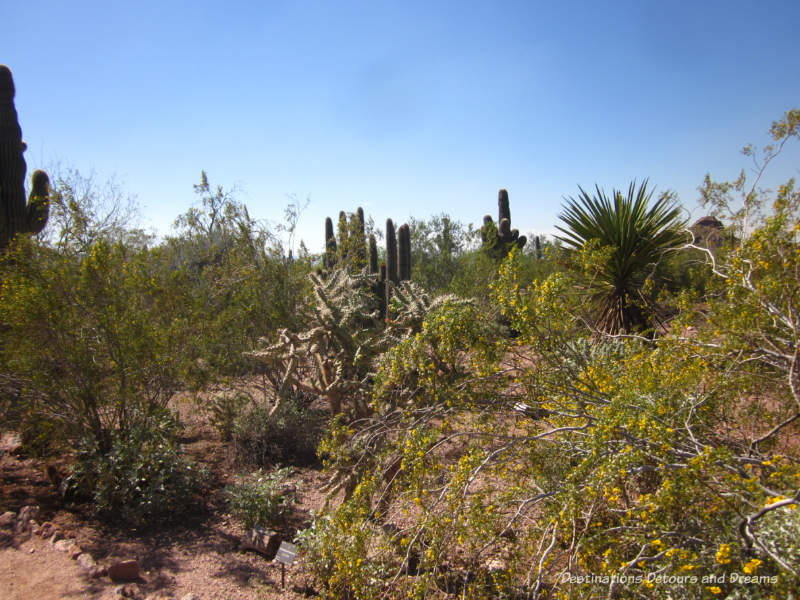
0,236 -> 190,455
64,409 -> 208,525
226,466 -> 297,529
231,394 -> 325,467
205,390 -> 252,441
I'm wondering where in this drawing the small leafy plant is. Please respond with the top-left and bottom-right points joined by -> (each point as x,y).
231,395 -> 324,466
65,409 -> 208,525
205,391 -> 251,441
227,467 -> 298,529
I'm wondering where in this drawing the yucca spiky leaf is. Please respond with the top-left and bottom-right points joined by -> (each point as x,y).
556,179 -> 687,333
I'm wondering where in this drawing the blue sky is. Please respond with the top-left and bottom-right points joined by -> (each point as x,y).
5,0 -> 800,252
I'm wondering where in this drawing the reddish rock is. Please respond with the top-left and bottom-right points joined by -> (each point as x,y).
113,583 -> 142,598
38,521 -> 58,538
14,505 -> 39,535
17,505 -> 39,522
69,542 -> 83,559
49,529 -> 64,543
0,511 -> 15,527
77,552 -> 105,579
108,559 -> 141,582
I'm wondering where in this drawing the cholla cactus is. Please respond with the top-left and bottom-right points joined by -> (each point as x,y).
249,268 -> 381,418
379,279 -> 472,350
1,65 -> 50,250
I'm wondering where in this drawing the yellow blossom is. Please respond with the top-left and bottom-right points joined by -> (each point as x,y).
716,544 -> 732,565
743,558 -> 762,574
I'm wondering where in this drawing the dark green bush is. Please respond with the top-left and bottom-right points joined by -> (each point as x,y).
231,395 -> 325,467
65,409 -> 208,525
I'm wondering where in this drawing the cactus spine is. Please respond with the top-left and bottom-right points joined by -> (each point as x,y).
0,65 -> 50,250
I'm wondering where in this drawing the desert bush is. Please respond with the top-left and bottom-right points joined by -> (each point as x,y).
226,466 -> 297,529
205,390 -> 252,441
0,236 -> 190,455
162,172 -> 310,386
301,112 -> 800,600
231,395 -> 325,467
64,409 -> 207,525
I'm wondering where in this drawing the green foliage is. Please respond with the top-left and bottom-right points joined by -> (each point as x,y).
408,213 -> 474,293
231,394 -> 325,467
305,110 -> 800,596
0,65 -> 50,251
556,180 -> 687,333
164,172 -> 309,385
226,466 -> 297,529
205,390 -> 252,441
296,479 -> 396,598
65,409 -> 207,525
0,236 -> 189,454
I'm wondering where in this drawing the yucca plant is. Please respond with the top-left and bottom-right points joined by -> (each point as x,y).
556,180 -> 687,334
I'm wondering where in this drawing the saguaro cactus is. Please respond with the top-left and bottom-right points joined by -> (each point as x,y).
324,217 -> 337,269
0,65 -> 50,250
336,211 -> 349,262
385,219 -> 398,284
354,207 -> 367,267
397,223 -> 411,281
481,188 -> 526,259
368,234 -> 378,274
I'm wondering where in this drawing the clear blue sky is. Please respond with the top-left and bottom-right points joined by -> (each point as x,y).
5,0 -> 800,252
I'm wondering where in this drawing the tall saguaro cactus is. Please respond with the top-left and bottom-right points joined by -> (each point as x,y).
385,218 -> 398,284
324,217 -> 337,269
0,65 -> 50,250
368,234 -> 378,275
397,223 -> 411,281
481,188 -> 526,259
